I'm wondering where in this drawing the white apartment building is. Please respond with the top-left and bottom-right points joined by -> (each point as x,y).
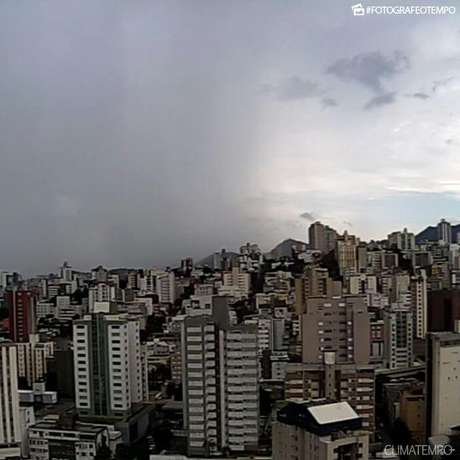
35,301 -> 54,321
59,261 -> 73,282
387,228 -> 416,251
336,232 -> 359,276
73,314 -> 145,418
263,271 -> 292,303
88,283 -> 116,312
156,271 -> 176,304
181,316 -> 219,456
222,267 -> 251,297
0,344 -> 21,460
16,335 -> 54,386
411,269 -> 428,339
437,218 -> 452,245
347,274 -> 377,295
246,315 -> 286,356
426,332 -> 460,437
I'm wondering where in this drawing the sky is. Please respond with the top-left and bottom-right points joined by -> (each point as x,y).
1,0 -> 460,274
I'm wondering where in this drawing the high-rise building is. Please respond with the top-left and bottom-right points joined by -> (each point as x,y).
155,271 -> 176,304
221,267 -> 251,299
384,306 -> 413,369
181,309 -> 258,456
16,334 -> 54,387
308,221 -> 338,254
285,358 -> 376,431
388,228 -> 416,251
245,315 -> 285,355
73,313 -> 145,418
336,232 -> 359,276
91,265 -> 109,283
346,274 -> 377,295
6,288 -> 37,343
88,283 -> 116,312
59,261 -> 73,282
426,331 -> 460,437
273,400 -> 369,460
288,292 -> 375,431
294,268 -> 342,314
437,218 -> 452,245
302,295 -> 370,365
411,269 -> 428,339
0,343 -> 21,459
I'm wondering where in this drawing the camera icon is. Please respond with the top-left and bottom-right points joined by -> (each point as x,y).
351,3 -> 366,16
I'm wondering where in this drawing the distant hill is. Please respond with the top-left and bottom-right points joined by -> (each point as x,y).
267,238 -> 308,259
416,224 -> 460,243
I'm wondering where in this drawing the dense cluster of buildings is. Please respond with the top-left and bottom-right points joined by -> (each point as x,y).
2,218 -> 460,459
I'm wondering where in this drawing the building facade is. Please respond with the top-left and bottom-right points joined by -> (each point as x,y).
0,343 -> 21,459
181,312 -> 258,456
73,313 -> 145,418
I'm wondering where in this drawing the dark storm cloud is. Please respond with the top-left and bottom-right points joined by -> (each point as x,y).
0,0 -> 276,274
326,51 -> 409,94
364,92 -> 397,110
1,0 -> 459,273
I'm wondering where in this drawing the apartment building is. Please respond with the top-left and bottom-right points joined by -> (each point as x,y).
0,343 -> 21,460
73,313 -> 145,418
181,309 -> 258,456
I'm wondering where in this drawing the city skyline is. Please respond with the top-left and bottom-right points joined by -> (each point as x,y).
0,217 -> 456,277
2,203 -> 460,458
1,0 -> 460,274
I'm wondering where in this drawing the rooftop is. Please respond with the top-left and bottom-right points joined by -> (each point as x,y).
277,399 -> 363,436
308,401 -> 360,425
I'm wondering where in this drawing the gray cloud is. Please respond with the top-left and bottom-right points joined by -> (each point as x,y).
364,92 -> 397,110
432,77 -> 455,92
279,77 -> 322,100
264,77 -> 323,101
411,92 -> 430,100
0,0 -> 458,274
299,211 -> 316,221
326,51 -> 409,94
322,97 -> 338,108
